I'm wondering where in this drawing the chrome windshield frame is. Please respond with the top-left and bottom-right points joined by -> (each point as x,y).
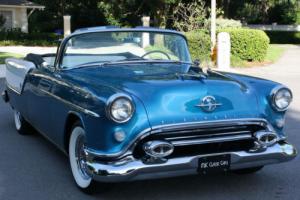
55,28 -> 192,70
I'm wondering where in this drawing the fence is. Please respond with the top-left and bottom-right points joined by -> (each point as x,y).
245,24 -> 300,32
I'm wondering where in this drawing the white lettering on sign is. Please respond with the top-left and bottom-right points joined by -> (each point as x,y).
200,160 -> 229,169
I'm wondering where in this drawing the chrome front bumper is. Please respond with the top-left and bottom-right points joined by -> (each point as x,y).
86,142 -> 297,182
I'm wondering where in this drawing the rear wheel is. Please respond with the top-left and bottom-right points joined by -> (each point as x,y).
69,122 -> 98,194
232,166 -> 264,174
14,110 -> 32,135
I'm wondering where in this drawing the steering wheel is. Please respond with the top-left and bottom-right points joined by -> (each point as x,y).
141,50 -> 171,60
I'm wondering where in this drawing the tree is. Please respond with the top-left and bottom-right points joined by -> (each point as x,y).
172,0 -> 208,32
29,0 -> 106,32
220,0 -> 299,24
98,0 -> 182,28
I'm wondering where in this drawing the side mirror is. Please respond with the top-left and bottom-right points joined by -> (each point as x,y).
42,54 -> 56,70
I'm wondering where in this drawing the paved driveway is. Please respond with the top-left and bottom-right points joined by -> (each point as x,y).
0,46 -> 299,200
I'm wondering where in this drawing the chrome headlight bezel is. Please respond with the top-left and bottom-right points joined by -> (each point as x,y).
106,94 -> 135,123
271,86 -> 293,112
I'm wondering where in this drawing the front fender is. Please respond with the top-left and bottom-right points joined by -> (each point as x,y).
227,73 -> 289,138
83,94 -> 151,157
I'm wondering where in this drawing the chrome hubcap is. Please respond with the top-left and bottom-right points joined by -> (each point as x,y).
75,135 -> 90,180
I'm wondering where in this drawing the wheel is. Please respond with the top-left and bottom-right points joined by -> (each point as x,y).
14,110 -> 32,135
69,121 -> 98,194
232,166 -> 264,174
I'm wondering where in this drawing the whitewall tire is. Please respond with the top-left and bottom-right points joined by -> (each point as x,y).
14,110 -> 32,135
69,122 -> 98,193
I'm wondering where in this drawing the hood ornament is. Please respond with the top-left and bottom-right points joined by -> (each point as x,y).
196,96 -> 222,112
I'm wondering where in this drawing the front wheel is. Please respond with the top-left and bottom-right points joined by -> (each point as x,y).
69,122 -> 98,194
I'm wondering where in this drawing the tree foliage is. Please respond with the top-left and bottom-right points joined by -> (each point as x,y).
30,0 -> 106,32
29,0 -> 299,33
172,0 -> 207,32
220,0 -> 300,24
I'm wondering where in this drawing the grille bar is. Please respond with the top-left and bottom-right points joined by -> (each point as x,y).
156,125 -> 250,135
170,134 -> 253,146
164,130 -> 252,141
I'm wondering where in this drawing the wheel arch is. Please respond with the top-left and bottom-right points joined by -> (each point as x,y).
63,111 -> 85,154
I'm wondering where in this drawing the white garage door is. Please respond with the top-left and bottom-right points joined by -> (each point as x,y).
0,10 -> 13,29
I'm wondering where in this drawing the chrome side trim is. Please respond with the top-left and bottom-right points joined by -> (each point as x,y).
86,118 -> 272,158
86,142 -> 297,182
38,88 -> 100,118
170,134 -> 253,146
7,84 -> 21,95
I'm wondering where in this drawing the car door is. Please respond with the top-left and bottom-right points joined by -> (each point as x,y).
26,66 -> 57,140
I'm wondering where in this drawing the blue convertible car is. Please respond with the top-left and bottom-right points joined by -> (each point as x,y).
2,27 -> 297,193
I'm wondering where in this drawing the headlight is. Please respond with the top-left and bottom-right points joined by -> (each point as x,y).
271,87 -> 292,111
106,94 -> 134,123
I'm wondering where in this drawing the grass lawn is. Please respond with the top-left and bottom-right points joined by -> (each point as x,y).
264,44 -> 286,63
231,44 -> 286,67
0,52 -> 23,64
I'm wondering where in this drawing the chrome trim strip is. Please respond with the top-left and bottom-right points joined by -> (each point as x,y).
7,84 -> 21,95
86,118 -> 272,158
164,130 -> 252,140
170,134 -> 253,146
86,142 -> 297,182
38,88 -> 100,118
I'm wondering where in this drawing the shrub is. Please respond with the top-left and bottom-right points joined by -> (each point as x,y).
220,28 -> 270,61
265,31 -> 300,44
185,30 -> 211,61
216,18 -> 242,29
0,28 -> 60,46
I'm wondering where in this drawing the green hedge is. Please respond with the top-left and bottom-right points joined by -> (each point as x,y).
185,30 -> 211,61
0,29 -> 60,46
221,28 -> 270,61
265,31 -> 300,44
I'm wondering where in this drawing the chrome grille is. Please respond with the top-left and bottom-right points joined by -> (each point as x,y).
133,121 -> 267,159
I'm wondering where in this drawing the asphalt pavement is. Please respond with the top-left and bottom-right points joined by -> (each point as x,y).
0,46 -> 300,200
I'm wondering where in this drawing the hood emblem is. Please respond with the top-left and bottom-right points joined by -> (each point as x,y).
196,96 -> 222,112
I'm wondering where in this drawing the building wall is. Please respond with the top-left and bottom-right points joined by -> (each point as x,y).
0,6 -> 28,32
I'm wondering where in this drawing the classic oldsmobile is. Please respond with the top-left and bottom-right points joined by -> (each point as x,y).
2,26 -> 297,193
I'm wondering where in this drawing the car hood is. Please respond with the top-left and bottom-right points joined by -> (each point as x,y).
66,67 -> 260,128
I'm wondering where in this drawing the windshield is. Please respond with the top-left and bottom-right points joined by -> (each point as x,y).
61,31 -> 191,69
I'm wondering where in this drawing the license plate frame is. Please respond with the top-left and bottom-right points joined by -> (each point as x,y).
197,154 -> 231,174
